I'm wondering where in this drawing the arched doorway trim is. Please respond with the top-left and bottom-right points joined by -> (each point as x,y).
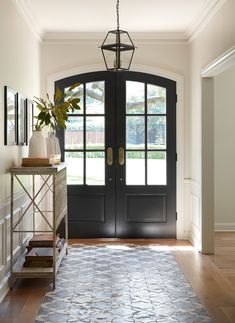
47,64 -> 185,240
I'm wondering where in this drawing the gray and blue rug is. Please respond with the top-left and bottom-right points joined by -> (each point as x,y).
35,244 -> 212,323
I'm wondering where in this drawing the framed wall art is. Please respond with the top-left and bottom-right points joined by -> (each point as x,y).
17,93 -> 27,145
26,99 -> 34,145
4,86 -> 17,145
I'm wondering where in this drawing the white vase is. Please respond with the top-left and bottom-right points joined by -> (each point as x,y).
46,132 -> 61,165
28,131 -> 47,158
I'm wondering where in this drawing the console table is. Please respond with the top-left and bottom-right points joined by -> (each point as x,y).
9,163 -> 68,289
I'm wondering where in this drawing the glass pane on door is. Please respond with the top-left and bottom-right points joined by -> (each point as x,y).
65,152 -> 84,185
147,152 -> 166,185
86,81 -> 105,114
147,116 -> 166,149
126,116 -> 145,150
86,116 -> 105,150
86,152 -> 105,185
126,81 -> 145,114
126,152 -> 145,185
147,84 -> 166,114
65,117 -> 83,149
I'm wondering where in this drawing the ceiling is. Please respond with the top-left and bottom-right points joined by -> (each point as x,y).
15,0 -> 225,41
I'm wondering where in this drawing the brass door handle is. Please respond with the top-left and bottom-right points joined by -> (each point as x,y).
118,147 -> 125,166
107,147 -> 113,166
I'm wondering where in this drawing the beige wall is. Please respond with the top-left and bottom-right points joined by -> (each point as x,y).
41,41 -> 189,89
0,0 -> 41,201
190,0 -> 235,252
190,0 -> 235,182
214,65 -> 235,229
0,0 -> 40,301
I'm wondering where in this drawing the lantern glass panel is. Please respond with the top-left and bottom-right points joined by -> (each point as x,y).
102,49 -> 117,70
119,50 -> 134,70
103,31 -> 117,47
120,32 -> 134,47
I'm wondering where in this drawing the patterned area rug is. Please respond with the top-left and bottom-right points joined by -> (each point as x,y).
35,244 -> 212,323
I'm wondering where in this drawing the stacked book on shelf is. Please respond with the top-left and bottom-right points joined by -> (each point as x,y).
23,234 -> 65,268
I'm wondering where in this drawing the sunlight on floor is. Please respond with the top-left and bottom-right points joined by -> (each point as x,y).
105,245 -> 132,250
105,244 -> 195,251
148,245 -> 195,251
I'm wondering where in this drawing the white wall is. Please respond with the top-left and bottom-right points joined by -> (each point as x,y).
0,0 -> 41,301
214,65 -> 235,231
190,0 -> 235,252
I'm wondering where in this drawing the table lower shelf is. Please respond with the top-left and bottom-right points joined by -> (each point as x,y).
12,242 -> 68,279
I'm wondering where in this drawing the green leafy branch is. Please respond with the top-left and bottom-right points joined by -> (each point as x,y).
33,83 -> 81,131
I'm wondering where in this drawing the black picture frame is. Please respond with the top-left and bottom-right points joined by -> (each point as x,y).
26,99 -> 34,145
4,86 -> 17,146
17,93 -> 27,146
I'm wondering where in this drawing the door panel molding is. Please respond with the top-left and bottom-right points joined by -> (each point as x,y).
68,195 -> 105,223
125,194 -> 167,223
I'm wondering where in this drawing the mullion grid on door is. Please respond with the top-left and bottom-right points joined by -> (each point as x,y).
125,81 -> 167,186
63,83 -> 84,185
84,82 -> 105,186
64,81 -> 106,186
146,83 -> 167,186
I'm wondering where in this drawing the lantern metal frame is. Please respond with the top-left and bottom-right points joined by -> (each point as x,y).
100,0 -> 136,71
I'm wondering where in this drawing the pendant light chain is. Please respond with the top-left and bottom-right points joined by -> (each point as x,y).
100,0 -> 135,70
116,0 -> 120,30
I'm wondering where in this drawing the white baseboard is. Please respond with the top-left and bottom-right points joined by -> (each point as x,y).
215,222 -> 235,231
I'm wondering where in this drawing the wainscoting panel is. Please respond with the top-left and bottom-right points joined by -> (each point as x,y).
189,180 -> 202,251
0,220 -> 4,281
183,179 -> 191,239
0,192 -> 31,303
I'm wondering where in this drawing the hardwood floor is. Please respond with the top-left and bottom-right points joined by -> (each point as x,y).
0,233 -> 235,323
172,235 -> 235,323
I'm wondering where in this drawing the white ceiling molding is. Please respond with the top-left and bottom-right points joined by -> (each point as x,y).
13,0 -> 42,41
43,32 -> 188,45
187,0 -> 227,42
201,45 -> 235,77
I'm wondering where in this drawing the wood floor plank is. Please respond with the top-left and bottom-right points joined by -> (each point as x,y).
221,306 -> 235,322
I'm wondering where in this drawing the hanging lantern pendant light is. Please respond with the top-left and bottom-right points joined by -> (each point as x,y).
100,0 -> 136,71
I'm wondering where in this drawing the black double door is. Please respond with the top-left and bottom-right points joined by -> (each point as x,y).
57,71 -> 176,238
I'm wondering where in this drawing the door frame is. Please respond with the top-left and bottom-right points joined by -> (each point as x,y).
47,63 -> 186,240
200,45 -> 235,254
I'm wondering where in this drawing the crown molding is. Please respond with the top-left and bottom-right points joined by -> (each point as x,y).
187,0 -> 227,42
12,0 -> 43,41
42,32 -> 188,45
201,45 -> 235,77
